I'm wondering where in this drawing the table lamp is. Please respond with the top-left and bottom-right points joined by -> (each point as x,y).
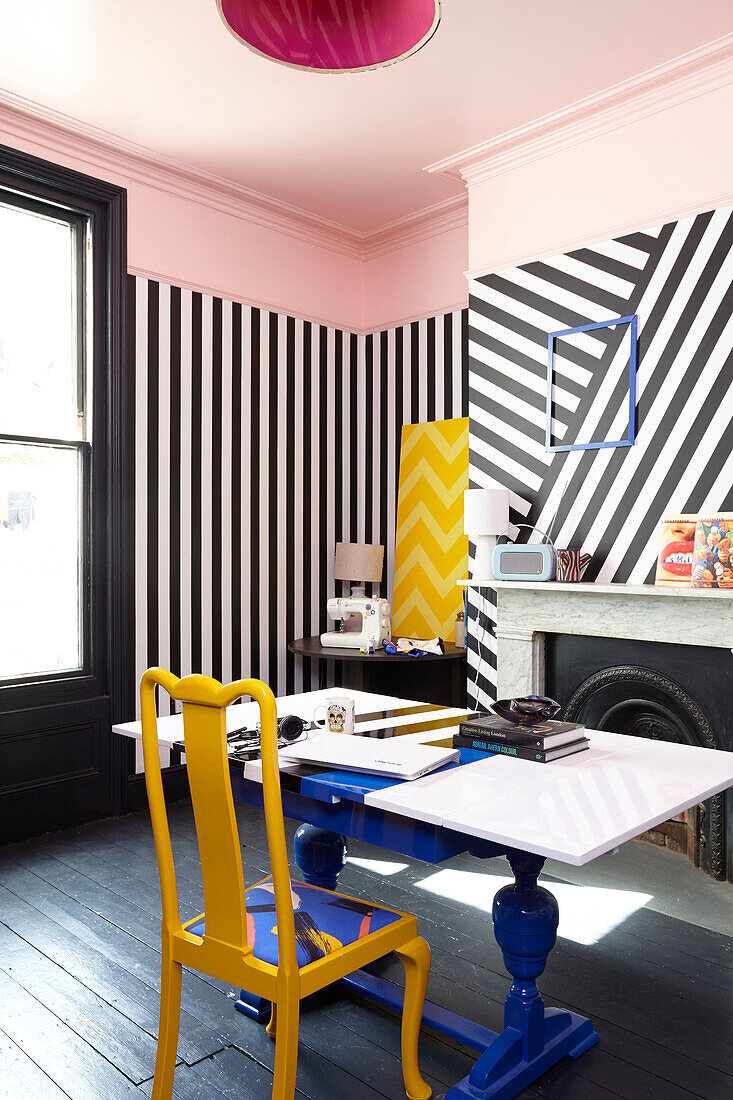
464,488 -> 510,581
334,542 -> 384,597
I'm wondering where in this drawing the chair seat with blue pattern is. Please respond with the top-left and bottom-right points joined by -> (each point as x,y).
185,876 -> 407,970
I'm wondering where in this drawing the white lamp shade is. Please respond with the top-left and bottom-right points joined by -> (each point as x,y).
464,488 -> 510,537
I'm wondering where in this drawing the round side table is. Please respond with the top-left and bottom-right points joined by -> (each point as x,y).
287,636 -> 467,708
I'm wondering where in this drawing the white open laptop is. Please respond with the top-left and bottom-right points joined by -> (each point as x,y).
279,732 -> 459,781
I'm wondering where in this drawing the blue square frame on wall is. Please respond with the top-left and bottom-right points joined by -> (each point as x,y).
545,314 -> 637,453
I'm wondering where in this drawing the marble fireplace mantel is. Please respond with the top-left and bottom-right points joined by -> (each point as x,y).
459,580 -> 733,698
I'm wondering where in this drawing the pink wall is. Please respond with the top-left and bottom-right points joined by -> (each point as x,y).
124,182 -> 363,329
0,109 -> 362,330
4,74 -> 731,332
467,83 -> 733,277
361,220 -> 468,331
0,105 -> 468,332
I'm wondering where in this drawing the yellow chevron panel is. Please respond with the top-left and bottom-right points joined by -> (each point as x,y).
394,552 -> 463,599
398,469 -> 466,513
397,481 -> 465,532
399,421 -> 467,466
399,437 -> 467,481
392,418 -> 469,641
397,505 -> 465,544
393,520 -> 466,579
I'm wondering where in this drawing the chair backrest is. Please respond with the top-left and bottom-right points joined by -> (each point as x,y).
139,669 -> 297,974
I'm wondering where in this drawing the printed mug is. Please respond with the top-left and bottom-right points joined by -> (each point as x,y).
556,548 -> 591,582
313,695 -> 355,735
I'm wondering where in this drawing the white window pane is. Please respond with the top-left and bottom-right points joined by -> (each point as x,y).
0,443 -> 82,678
0,202 -> 82,440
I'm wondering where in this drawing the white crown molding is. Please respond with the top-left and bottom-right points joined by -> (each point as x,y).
0,87 -> 466,262
361,194 -> 467,260
0,88 -> 363,258
464,191 -> 733,282
426,34 -> 733,187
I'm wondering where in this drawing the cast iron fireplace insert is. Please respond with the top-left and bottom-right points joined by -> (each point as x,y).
546,634 -> 732,881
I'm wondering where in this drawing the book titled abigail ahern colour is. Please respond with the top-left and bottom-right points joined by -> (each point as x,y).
453,731 -> 590,763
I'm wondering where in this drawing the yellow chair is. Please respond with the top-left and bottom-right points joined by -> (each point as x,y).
140,668 -> 432,1100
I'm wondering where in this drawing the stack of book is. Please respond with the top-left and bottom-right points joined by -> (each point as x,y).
453,715 -> 589,763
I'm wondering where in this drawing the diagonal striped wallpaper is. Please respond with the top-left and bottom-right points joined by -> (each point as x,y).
467,204 -> 733,708
129,275 -> 466,764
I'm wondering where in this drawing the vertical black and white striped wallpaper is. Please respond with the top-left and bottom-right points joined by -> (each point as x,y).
467,204 -> 733,708
130,274 -> 466,762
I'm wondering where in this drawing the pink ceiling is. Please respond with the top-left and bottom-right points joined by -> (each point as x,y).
1,1 -> 731,234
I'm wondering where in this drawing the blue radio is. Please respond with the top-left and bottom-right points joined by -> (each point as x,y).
492,526 -> 556,581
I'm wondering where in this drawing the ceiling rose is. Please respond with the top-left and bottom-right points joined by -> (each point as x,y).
217,0 -> 441,73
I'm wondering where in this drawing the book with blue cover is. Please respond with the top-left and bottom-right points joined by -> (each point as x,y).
453,730 -> 589,762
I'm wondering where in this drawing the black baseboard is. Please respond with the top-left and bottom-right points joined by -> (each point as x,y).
0,766 -> 190,847
123,765 -> 190,815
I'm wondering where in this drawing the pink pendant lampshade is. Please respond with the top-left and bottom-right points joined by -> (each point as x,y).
217,1 -> 441,73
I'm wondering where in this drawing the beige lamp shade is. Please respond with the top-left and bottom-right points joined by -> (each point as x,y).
334,542 -> 384,583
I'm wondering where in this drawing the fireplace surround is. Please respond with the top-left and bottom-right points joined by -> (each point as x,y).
463,580 -> 733,881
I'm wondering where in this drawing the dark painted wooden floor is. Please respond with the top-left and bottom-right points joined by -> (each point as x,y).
0,800 -> 730,1099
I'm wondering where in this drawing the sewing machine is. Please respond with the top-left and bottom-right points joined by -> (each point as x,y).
320,596 -> 392,650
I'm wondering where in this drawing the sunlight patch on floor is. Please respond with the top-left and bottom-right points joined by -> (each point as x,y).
415,868 -> 653,945
347,855 -> 410,875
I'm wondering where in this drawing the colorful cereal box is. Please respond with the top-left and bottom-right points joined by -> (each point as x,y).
690,514 -> 733,589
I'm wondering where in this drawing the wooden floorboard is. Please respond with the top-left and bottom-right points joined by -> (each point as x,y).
136,1045 -> 310,1099
0,967 -> 141,1099
0,922 -> 160,1085
0,1028 -> 70,1100
1,799 -> 730,1099
0,872 -> 227,1060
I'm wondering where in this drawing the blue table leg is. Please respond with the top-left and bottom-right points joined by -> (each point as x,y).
442,850 -> 599,1100
234,989 -> 272,1022
236,824 -> 348,1023
293,823 -> 348,890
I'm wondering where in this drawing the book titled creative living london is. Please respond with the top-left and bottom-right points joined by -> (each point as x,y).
458,715 -> 583,749
454,715 -> 589,763
690,514 -> 733,589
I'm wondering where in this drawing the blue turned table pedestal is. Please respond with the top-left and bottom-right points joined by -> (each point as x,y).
237,817 -> 598,1099
439,850 -> 598,1100
293,822 -> 349,890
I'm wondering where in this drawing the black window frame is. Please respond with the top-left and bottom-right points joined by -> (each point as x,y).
0,144 -> 132,809
0,188 -> 93,691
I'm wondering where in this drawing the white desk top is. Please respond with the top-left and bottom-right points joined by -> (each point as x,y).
113,690 -> 733,868
365,730 -> 733,865
112,688 -> 464,746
